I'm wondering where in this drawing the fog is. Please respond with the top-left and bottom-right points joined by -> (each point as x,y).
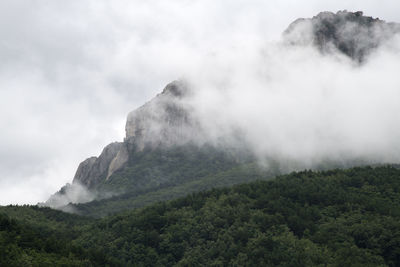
185,35 -> 400,168
0,0 -> 400,205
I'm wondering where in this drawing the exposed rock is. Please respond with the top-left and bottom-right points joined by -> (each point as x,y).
161,81 -> 188,98
107,143 -> 129,180
125,80 -> 197,150
68,81 -> 195,190
71,157 -> 97,186
284,10 -> 400,62
72,142 -> 123,188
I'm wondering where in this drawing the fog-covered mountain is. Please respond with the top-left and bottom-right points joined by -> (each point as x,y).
284,10 -> 400,62
2,10 -> 400,266
44,11 -> 400,214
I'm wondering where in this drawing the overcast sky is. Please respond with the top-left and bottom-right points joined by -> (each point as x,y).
1,0 -> 400,205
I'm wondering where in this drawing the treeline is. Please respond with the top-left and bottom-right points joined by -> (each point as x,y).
1,166 -> 400,266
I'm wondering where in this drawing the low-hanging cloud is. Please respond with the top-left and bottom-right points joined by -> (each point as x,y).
43,182 -> 96,212
1,0 -> 400,205
184,32 -> 400,168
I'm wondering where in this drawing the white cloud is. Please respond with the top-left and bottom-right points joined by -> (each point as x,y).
185,37 -> 400,167
0,0 -> 399,204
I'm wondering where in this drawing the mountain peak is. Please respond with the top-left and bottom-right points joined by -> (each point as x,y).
161,80 -> 188,98
284,10 -> 400,61
124,79 -> 194,146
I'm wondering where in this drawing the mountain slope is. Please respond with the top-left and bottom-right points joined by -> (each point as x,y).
70,162 -> 271,217
0,206 -> 99,266
4,166 -> 400,266
74,166 -> 400,266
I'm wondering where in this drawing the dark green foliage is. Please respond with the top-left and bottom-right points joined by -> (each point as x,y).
103,144 -> 248,194
68,143 -> 371,218
73,163 -> 272,218
0,206 -> 98,266
1,166 -> 400,266
71,144 -> 267,217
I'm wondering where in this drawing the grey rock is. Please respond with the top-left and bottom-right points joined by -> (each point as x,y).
67,81 -> 195,192
60,80 -> 194,195
72,142 -> 123,188
284,10 -> 400,62
125,80 -> 198,150
71,157 -> 97,186
107,142 -> 129,180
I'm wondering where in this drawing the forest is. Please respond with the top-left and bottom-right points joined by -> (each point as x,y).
1,165 -> 400,266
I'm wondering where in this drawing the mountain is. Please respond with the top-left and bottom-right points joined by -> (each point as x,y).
284,10 -> 400,62
2,10 -> 400,266
45,11 -> 400,216
75,80 -> 194,189
45,81 -> 262,215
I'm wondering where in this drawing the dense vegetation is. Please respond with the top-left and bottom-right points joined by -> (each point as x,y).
102,144 -> 251,193
69,144 -> 362,218
71,144 -> 270,217
0,206 -> 99,266
74,162 -> 271,218
1,166 -> 400,266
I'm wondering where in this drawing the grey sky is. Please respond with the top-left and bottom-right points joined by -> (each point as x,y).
0,0 -> 399,205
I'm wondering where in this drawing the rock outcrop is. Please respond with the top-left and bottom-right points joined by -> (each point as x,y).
124,80 -> 196,149
71,80 -> 195,189
284,10 -> 400,62
72,142 -> 123,188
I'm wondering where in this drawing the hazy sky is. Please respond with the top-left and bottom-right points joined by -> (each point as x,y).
1,0 -> 400,205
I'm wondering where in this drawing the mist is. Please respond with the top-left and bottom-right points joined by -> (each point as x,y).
183,33 -> 400,168
1,0 -> 400,205
42,182 -> 96,212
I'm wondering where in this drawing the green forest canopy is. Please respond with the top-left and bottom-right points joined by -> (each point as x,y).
1,166 -> 400,266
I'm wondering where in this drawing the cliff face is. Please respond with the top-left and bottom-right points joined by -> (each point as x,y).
284,11 -> 400,62
71,80 -> 195,189
72,142 -> 123,188
125,80 -> 196,148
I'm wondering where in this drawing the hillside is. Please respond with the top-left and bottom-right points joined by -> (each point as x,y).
2,166 -> 400,266
75,166 -> 400,266
70,162 -> 270,217
0,206 -> 98,266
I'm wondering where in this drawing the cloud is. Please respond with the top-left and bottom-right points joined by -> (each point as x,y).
184,34 -> 400,169
0,0 -> 400,204
43,182 -> 96,211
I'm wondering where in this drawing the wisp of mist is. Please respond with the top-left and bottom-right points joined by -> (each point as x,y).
183,29 -> 400,169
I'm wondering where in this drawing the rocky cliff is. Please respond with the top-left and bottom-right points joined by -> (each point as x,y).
72,80 -> 195,189
124,80 -> 197,148
44,80 -> 194,209
72,142 -> 123,188
284,10 -> 400,62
